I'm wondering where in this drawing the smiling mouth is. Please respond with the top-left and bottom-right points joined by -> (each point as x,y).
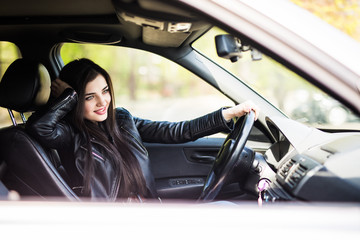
94,107 -> 107,115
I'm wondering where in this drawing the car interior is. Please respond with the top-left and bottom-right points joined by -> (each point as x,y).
0,0 -> 359,204
0,0 -> 253,202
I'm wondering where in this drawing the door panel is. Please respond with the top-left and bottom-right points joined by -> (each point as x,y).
145,138 -> 224,199
145,130 -> 272,200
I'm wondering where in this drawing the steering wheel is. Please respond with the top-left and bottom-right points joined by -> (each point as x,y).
199,110 -> 256,201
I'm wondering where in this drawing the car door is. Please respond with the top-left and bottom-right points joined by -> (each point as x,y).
145,122 -> 271,200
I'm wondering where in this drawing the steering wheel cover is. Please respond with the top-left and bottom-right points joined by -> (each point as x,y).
199,110 -> 256,201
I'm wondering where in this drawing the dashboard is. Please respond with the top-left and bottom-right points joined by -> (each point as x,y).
262,116 -> 360,202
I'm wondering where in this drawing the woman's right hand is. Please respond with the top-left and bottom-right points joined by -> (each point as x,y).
51,78 -> 73,98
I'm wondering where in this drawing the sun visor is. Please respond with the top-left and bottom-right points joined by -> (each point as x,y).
142,26 -> 190,47
61,28 -> 122,44
112,0 -> 207,47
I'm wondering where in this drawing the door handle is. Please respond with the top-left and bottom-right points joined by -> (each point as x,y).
190,153 -> 216,163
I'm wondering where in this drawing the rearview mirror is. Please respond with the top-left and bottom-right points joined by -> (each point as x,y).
215,34 -> 262,62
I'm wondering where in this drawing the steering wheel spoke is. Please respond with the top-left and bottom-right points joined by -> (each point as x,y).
199,111 -> 256,201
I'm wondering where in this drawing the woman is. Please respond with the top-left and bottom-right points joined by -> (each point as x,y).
27,58 -> 259,202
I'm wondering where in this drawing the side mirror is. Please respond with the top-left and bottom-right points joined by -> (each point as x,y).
215,34 -> 262,62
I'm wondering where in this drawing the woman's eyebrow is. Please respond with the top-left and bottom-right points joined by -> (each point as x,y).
85,85 -> 108,96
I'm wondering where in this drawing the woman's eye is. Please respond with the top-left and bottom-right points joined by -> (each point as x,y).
85,96 -> 94,101
103,88 -> 109,94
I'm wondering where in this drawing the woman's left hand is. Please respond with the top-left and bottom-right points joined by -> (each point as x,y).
51,78 -> 73,98
222,100 -> 260,122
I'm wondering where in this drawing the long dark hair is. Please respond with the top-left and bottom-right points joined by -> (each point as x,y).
59,58 -> 147,198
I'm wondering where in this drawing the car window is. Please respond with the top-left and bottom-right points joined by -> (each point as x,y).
0,42 -> 22,127
60,43 -> 234,133
193,27 -> 360,130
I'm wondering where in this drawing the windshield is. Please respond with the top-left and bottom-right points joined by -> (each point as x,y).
193,28 -> 360,130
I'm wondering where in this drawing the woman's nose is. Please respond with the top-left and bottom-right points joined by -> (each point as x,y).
96,96 -> 106,106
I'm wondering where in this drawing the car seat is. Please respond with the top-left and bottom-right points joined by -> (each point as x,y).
0,59 -> 79,200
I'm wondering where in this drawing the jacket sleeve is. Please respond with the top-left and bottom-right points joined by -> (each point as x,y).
26,88 -> 78,149
133,108 -> 234,143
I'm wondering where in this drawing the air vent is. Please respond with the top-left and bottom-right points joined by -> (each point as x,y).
277,154 -> 319,191
279,159 -> 296,178
286,164 -> 307,188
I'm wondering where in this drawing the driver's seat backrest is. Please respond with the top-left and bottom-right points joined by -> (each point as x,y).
0,59 -> 79,200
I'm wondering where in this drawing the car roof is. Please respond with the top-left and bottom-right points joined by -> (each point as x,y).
0,0 -> 115,16
0,0 -> 209,48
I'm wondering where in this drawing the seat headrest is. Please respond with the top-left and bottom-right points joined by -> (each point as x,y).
0,59 -> 51,112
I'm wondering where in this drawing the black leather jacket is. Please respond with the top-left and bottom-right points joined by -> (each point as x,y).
26,89 -> 234,201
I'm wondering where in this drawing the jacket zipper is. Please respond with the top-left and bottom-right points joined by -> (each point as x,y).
51,91 -> 76,110
80,142 -> 120,200
92,151 -> 104,161
120,126 -> 148,156
80,145 -> 104,162
90,139 -> 120,200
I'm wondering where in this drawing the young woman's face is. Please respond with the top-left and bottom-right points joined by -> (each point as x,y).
83,74 -> 111,122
